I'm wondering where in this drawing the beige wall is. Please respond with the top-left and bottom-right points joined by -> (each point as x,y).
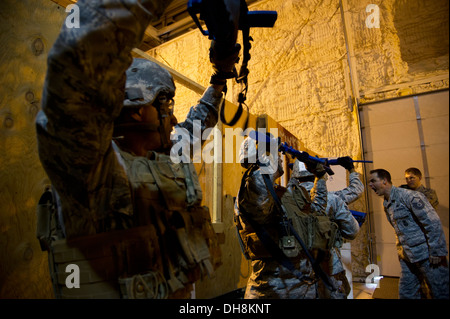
361,90 -> 449,276
0,0 -> 66,298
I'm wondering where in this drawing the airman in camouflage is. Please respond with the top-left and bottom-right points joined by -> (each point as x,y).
400,167 -> 439,210
369,169 -> 448,299
332,156 -> 365,205
234,138 -> 329,299
291,158 -> 361,299
36,0 -> 240,298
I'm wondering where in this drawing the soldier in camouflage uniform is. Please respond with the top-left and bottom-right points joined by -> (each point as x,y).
369,169 -> 449,299
234,138 -> 329,299
36,0 -> 240,298
400,167 -> 439,210
290,158 -> 361,299
331,156 -> 365,205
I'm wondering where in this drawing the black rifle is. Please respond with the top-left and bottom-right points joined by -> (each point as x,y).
260,173 -> 336,292
188,0 -> 277,128
248,130 -> 335,175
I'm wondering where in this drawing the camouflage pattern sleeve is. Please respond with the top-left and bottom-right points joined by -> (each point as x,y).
417,185 -> 439,210
401,190 -> 448,258
238,169 -> 277,225
309,178 -> 328,215
180,86 -> 223,135
426,188 -> 439,210
333,171 -> 364,205
35,0 -> 172,238
327,194 -> 359,240
170,87 -> 223,162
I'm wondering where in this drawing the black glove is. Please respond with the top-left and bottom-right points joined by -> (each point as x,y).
305,160 -> 326,178
295,151 -> 310,163
261,134 -> 281,154
209,40 -> 241,85
337,156 -> 354,171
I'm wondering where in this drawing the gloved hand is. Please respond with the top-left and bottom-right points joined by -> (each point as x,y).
209,40 -> 241,85
295,151 -> 310,163
337,156 -> 354,171
305,160 -> 326,178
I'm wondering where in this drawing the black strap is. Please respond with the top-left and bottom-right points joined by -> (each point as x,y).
237,167 -> 310,283
219,22 -> 251,130
219,87 -> 249,130
242,209 -> 310,282
235,224 -> 250,260
260,173 -> 336,292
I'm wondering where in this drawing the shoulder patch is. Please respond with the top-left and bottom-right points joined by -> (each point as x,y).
411,197 -> 425,210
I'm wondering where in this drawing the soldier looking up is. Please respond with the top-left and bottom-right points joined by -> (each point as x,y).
234,137 -> 330,299
35,0 -> 240,299
289,159 -> 361,299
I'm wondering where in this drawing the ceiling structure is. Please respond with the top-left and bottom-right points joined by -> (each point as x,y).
50,0 -> 260,51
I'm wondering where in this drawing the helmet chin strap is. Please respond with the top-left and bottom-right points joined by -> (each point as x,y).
158,124 -> 173,153
114,104 -> 174,153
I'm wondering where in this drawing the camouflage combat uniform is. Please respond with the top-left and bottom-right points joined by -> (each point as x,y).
36,0 -> 223,298
299,180 -> 360,299
401,184 -> 439,210
235,166 -> 328,299
333,171 -> 364,205
415,185 -> 439,210
384,186 -> 449,299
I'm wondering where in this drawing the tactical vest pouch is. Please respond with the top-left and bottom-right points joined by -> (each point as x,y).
281,191 -> 313,249
282,190 -> 339,251
118,271 -> 168,299
147,159 -> 202,210
311,215 -> 339,250
126,154 -> 220,296
49,225 -> 161,299
235,214 -> 275,260
289,213 -> 339,251
172,206 -> 221,279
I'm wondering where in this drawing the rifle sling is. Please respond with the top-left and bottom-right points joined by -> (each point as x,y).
220,23 -> 251,130
237,167 -> 309,283
259,172 -> 336,292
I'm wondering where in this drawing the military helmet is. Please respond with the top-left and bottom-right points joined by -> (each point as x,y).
239,137 -> 258,168
239,136 -> 280,176
291,159 -> 313,178
114,58 -> 176,138
123,58 -> 175,108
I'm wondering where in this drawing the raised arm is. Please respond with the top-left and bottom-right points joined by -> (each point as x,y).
36,0 -> 172,237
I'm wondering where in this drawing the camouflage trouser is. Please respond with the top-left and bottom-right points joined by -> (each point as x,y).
399,257 -> 449,299
317,270 -> 351,299
244,259 -> 318,299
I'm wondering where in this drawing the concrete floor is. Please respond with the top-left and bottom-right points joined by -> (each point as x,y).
353,282 -> 378,299
353,277 -> 400,299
